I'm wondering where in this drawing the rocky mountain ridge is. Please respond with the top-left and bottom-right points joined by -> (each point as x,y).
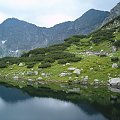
0,9 -> 109,57
102,2 -> 120,26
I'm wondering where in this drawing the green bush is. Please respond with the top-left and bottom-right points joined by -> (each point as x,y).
38,62 -> 51,68
26,62 -> 35,68
113,40 -> 120,48
90,29 -> 115,44
67,57 -> 82,62
111,57 -> 119,62
27,64 -> 34,68
44,58 -> 55,63
72,35 -> 86,39
58,59 -> 68,64
0,63 -> 7,68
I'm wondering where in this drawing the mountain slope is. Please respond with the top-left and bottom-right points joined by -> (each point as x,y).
102,2 -> 120,26
0,9 -> 109,57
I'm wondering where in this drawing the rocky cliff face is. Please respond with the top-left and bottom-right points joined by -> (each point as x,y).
102,2 -> 120,26
0,9 -> 109,57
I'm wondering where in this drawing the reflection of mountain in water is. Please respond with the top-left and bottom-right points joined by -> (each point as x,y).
0,85 -> 31,102
0,85 -> 119,120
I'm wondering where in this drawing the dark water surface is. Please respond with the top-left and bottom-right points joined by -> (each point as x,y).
0,85 -> 119,120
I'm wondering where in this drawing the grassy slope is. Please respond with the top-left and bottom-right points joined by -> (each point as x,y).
0,35 -> 120,83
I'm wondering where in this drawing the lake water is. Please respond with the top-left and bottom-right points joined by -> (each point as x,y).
0,85 -> 119,120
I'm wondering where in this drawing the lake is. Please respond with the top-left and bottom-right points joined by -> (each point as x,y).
0,85 -> 120,120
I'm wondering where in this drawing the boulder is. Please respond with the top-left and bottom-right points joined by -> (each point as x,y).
94,79 -> 99,85
68,88 -> 80,92
90,68 -> 93,71
19,63 -> 25,67
66,63 -> 71,66
73,69 -> 81,75
37,77 -> 43,81
13,76 -> 19,80
84,76 -> 89,81
68,67 -> 76,71
112,63 -> 118,68
108,78 -> 120,87
34,71 -> 38,75
59,72 -> 71,77
108,86 -> 120,93
28,79 -> 33,81
41,73 -> 46,76
27,71 -> 35,76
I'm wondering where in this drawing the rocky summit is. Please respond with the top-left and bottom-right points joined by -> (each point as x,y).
102,2 -> 120,26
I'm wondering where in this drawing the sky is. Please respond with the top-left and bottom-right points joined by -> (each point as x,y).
0,0 -> 119,27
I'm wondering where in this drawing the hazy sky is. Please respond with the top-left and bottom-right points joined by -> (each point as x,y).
0,0 -> 119,27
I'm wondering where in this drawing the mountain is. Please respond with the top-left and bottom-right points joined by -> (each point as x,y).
102,2 -> 120,26
0,9 -> 109,57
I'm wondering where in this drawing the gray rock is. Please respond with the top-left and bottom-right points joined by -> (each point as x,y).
37,77 -> 43,81
66,63 -> 71,66
94,79 -> 100,85
73,69 -> 81,75
19,63 -> 25,67
68,67 -> 76,71
112,63 -> 118,68
41,73 -> 46,76
59,72 -> 71,77
34,71 -> 38,75
108,78 -> 120,87
13,76 -> 19,80
108,86 -> 120,93
27,71 -> 35,76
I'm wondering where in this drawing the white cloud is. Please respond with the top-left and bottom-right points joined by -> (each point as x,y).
36,14 -> 74,27
0,0 -> 119,27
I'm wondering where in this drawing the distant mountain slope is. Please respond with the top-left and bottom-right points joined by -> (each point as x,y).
102,2 -> 120,26
0,9 -> 109,57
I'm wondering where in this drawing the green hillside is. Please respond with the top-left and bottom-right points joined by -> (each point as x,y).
0,16 -> 120,89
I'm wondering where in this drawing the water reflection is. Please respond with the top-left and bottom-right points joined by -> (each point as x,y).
0,97 -> 107,120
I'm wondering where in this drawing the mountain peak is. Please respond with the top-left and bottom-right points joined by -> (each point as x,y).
1,18 -> 27,27
102,2 -> 120,25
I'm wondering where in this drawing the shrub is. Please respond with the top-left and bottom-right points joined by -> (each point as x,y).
118,64 -> 120,68
72,35 -> 86,39
111,57 -> 119,62
0,63 -> 7,68
90,29 -> 115,44
44,58 -> 55,63
58,59 -> 68,64
67,57 -> 82,62
113,40 -> 120,48
38,62 -> 51,68
27,64 -> 34,68
26,62 -> 35,68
